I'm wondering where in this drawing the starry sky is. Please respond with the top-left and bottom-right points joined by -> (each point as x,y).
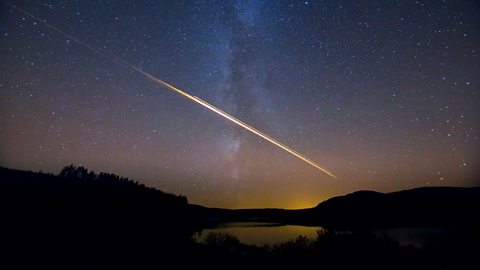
1,0 -> 479,209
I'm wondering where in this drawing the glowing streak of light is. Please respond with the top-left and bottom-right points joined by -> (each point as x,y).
2,0 -> 337,178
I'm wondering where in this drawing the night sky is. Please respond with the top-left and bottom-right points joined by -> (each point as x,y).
1,0 -> 479,209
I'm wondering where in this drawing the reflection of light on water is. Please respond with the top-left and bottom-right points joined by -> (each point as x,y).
195,222 -> 324,246
195,223 -> 462,248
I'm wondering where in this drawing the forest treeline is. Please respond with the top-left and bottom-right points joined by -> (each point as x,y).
0,165 -> 205,268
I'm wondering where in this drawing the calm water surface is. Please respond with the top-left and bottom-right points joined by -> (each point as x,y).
195,222 -> 324,246
195,222 -> 461,247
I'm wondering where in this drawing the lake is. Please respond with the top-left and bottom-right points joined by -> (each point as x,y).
195,222 -> 324,246
195,222 -> 463,247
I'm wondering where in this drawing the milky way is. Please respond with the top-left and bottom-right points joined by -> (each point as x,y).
0,1 -> 479,208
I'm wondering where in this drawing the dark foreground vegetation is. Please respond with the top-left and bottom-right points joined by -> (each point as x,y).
1,166 -> 479,269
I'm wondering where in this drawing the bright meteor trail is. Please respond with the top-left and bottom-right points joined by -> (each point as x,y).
3,0 -> 337,178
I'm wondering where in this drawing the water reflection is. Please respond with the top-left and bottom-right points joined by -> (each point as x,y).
195,222 -> 324,246
196,222 -> 461,248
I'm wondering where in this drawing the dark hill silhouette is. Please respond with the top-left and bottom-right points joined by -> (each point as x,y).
195,187 -> 480,230
0,165 -> 205,242
307,187 -> 480,229
0,166 -> 205,269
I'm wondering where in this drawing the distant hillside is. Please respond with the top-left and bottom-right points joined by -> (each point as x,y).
197,187 -> 480,229
307,187 -> 480,229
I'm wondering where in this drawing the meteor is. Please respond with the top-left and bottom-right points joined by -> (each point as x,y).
2,0 -> 337,178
